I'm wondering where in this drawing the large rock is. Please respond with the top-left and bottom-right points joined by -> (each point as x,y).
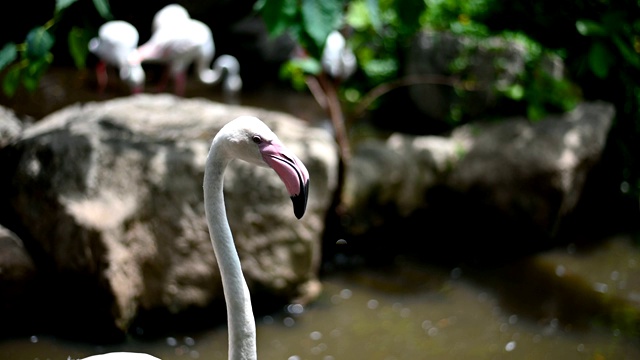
0,94 -> 338,339
0,225 -> 38,337
0,106 -> 24,148
340,101 -> 614,264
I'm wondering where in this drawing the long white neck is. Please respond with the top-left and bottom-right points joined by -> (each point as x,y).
197,62 -> 223,85
203,139 -> 257,360
196,55 -> 242,93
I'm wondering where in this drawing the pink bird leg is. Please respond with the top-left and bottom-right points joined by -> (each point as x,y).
95,61 -> 108,94
173,71 -> 187,96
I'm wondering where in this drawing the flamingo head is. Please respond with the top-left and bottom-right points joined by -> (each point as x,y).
218,116 -> 310,219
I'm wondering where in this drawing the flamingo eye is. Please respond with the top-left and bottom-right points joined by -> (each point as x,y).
252,135 -> 262,144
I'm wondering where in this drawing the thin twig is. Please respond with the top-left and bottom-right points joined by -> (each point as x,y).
355,74 -> 478,117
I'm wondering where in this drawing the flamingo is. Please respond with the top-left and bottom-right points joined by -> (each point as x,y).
321,30 -> 356,82
129,5 -> 243,97
73,116 -> 310,360
77,353 -> 159,360
151,3 -> 190,33
88,20 -> 145,94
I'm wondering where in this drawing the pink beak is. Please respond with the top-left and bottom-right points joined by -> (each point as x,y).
259,140 -> 310,219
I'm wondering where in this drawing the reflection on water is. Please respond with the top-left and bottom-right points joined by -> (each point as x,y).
2,237 -> 639,360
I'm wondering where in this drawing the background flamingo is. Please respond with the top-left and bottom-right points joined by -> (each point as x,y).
74,116 -> 309,360
321,30 -> 356,82
129,4 -> 242,97
151,3 -> 190,33
88,20 -> 145,94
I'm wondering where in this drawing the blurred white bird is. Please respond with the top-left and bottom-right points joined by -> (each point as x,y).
151,3 -> 190,33
129,4 -> 242,97
88,20 -> 145,94
75,352 -> 159,360
321,30 -> 356,82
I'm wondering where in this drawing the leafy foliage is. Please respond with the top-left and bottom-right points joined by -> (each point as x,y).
0,0 -> 111,97
258,0 -> 583,124
255,0 -> 344,58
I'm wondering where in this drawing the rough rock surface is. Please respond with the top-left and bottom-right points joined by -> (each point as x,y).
0,94 -> 338,337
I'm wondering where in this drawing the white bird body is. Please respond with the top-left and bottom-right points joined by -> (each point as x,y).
151,3 -> 190,33
88,20 -> 145,93
76,352 -> 160,360
74,116 -> 309,360
130,5 -> 242,96
321,30 -> 356,81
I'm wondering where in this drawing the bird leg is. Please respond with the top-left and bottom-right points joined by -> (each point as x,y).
155,66 -> 171,93
95,61 -> 108,94
173,71 -> 187,97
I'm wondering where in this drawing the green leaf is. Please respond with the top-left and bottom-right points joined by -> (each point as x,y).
25,27 -> 55,60
394,0 -> 426,36
68,27 -> 92,69
2,65 -> 22,97
92,0 -> 113,20
55,0 -> 78,15
346,1 -> 370,31
601,11 -> 627,34
257,0 -> 299,37
576,20 -> 608,37
23,57 -> 52,92
588,41 -> 615,78
365,0 -> 382,33
503,84 -> 524,100
0,43 -> 18,71
301,0 -> 343,51
527,103 -> 546,122
362,58 -> 397,83
612,35 -> 640,69
279,58 -> 321,91
291,57 -> 322,74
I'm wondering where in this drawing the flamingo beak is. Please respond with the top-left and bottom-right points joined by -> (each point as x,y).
260,140 -> 310,219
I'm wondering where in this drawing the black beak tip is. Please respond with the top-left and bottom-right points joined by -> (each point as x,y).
291,180 -> 310,219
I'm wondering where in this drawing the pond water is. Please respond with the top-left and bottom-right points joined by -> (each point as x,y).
2,239 -> 640,360
1,68 -> 640,359
0,66 -> 328,124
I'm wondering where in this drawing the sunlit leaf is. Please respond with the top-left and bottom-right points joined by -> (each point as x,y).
301,0 -> 342,51
26,27 -> 55,60
55,0 -> 78,15
0,43 -> 18,71
92,0 -> 113,20
2,65 -> 21,97
279,58 -> 321,90
291,57 -> 322,74
576,20 -> 607,37
346,1 -> 370,31
504,84 -> 524,100
588,41 -> 615,78
68,27 -> 91,69
362,58 -> 397,83
365,0 -> 382,33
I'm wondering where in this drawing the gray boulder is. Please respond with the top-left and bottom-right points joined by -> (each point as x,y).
341,101 -> 614,262
0,94 -> 338,337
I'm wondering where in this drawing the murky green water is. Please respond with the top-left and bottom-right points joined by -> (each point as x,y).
2,236 -> 639,360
